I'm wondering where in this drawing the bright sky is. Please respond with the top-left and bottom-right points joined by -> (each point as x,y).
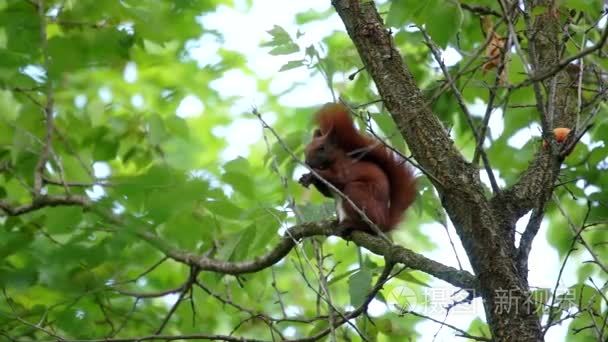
138,0 -> 594,340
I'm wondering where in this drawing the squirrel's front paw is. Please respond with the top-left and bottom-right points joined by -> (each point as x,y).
298,173 -> 314,187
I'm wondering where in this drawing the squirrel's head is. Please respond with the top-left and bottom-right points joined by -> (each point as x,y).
304,128 -> 342,169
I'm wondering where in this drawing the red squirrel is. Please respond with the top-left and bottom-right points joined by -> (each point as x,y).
299,103 -> 416,233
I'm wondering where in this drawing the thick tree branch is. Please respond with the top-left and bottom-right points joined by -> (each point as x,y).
493,152 -> 561,219
0,195 -> 90,215
136,220 -> 478,291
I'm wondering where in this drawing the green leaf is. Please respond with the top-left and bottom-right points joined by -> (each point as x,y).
262,25 -> 294,47
562,0 -> 603,14
386,0 -> 429,27
163,209 -> 205,250
47,28 -> 133,78
297,203 -> 336,222
0,229 -> 33,259
371,111 -> 406,152
467,317 -> 491,339
279,60 -> 305,72
163,136 -> 200,170
45,206 -> 83,234
375,318 -> 394,334
570,284 -> 602,312
395,271 -> 430,287
262,25 -> 300,56
0,89 -> 20,121
229,224 -> 257,261
0,1 -> 40,58
531,5 -> 547,16
248,208 -> 282,253
222,171 -> 255,198
546,217 -> 572,256
348,268 -> 373,307
148,114 -> 167,145
426,1 -> 463,48
0,264 -> 38,288
92,138 -> 119,161
265,130 -> 305,168
268,44 -> 299,56
308,319 -> 330,337
328,268 -> 359,286
295,9 -> 332,24
205,198 -> 243,219
566,311 -> 600,342
222,157 -> 255,199
356,315 -> 378,341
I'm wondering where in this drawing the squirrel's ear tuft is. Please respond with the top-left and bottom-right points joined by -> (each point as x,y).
313,128 -> 322,138
316,102 -> 347,134
319,102 -> 347,113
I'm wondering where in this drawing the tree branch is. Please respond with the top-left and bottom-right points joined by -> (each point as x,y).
516,207 -> 546,278
461,3 -> 501,17
113,283 -> 186,299
155,268 -> 198,334
0,195 -> 90,216
135,221 -> 478,291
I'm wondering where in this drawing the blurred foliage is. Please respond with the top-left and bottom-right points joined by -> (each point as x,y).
0,0 -> 606,340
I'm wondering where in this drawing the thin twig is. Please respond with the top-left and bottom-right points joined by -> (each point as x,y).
154,268 -> 198,334
312,240 -> 338,342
